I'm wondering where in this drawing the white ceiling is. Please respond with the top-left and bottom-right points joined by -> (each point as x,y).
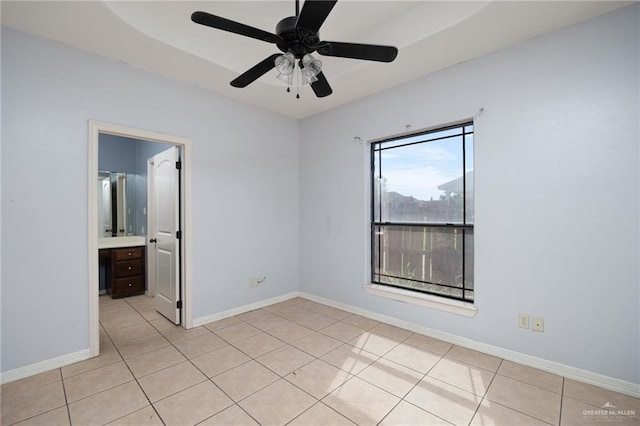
1,1 -> 631,119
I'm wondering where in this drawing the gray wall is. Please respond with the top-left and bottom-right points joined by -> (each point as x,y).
99,134 -> 171,176
1,26 -> 299,372
299,5 -> 639,384
98,134 -> 138,174
1,4 -> 638,388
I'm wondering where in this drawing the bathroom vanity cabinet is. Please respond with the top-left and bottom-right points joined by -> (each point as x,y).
100,246 -> 146,298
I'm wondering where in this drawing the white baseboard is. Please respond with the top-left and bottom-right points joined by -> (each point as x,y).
192,291 -> 303,327
0,349 -> 91,385
4,291 -> 638,399
2,292 -> 303,385
299,292 -> 640,399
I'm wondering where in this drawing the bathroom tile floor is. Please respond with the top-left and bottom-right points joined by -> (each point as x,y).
2,295 -> 639,425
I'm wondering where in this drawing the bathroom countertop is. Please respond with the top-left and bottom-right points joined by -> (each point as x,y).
98,236 -> 146,249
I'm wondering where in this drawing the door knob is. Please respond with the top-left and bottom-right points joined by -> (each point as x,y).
149,238 -> 157,244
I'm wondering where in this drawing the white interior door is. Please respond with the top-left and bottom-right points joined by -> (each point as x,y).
146,159 -> 156,297
153,146 -> 180,324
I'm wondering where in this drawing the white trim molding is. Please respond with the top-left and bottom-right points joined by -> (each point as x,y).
363,283 -> 478,318
88,120 -> 194,362
192,292 -> 303,327
301,292 -> 640,399
4,291 -> 639,398
0,350 -> 90,385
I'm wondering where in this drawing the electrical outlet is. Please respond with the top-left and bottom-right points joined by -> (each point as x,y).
532,316 -> 544,332
250,278 -> 260,288
518,313 -> 530,329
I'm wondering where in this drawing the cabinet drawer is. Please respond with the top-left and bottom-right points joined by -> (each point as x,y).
114,275 -> 145,294
115,260 -> 144,277
113,247 -> 144,261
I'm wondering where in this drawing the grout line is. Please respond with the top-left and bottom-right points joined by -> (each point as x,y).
4,379 -> 71,426
58,367 -> 73,425
206,299 -> 349,423
474,399 -> 558,426
558,377 -> 566,425
372,355 -> 433,424
98,316 -> 155,409
103,296 -> 182,424
493,370 -> 564,395
121,296 -> 243,423
203,298 -> 447,425
184,298 -> 321,419
290,399 -> 361,426
91,295 -> 594,425
381,345 -> 449,424
466,359 -> 503,425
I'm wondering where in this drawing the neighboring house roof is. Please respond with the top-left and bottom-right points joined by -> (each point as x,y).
437,171 -> 474,195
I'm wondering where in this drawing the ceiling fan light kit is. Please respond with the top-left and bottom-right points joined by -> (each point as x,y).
275,51 -> 296,86
191,0 -> 398,99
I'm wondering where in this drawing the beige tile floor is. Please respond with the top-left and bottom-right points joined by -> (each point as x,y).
2,295 -> 639,425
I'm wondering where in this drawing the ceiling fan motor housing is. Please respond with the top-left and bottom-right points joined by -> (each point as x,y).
276,16 -> 319,58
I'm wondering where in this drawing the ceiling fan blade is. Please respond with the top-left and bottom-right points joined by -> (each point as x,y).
295,0 -> 337,33
317,41 -> 398,62
310,72 -> 332,98
231,54 -> 282,88
191,11 -> 282,44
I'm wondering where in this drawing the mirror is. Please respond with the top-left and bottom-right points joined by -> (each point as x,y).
98,172 -> 112,236
98,171 -> 139,237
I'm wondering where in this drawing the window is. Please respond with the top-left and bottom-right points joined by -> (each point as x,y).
371,122 -> 474,303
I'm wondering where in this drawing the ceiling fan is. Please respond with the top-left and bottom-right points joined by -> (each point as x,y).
191,0 -> 398,98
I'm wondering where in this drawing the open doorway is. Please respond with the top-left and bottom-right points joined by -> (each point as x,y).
88,120 -> 193,357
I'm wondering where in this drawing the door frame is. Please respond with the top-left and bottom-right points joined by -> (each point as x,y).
88,120 -> 193,357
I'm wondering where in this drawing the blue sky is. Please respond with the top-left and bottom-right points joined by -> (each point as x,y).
378,134 -> 473,201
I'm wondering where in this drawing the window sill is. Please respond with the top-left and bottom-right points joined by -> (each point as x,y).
363,283 -> 478,318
